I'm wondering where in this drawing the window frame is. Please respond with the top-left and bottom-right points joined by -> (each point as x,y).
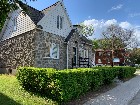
13,17 -> 17,31
50,43 -> 59,59
57,15 -> 63,29
98,59 -> 102,63
60,16 -> 63,29
57,15 -> 59,29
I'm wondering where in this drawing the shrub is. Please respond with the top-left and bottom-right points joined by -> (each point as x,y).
49,68 -> 104,101
17,67 -> 55,95
117,67 -> 136,79
17,66 -> 136,102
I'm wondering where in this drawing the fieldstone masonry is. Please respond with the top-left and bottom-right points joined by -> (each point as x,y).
67,31 -> 93,68
34,30 -> 67,70
0,28 -> 92,74
0,29 -> 36,69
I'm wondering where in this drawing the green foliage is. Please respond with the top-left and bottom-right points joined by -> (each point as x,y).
80,23 -> 94,37
0,0 -> 11,32
17,67 -> 56,95
0,0 -> 36,32
128,48 -> 140,64
17,66 -> 136,102
93,66 -> 136,79
117,67 -> 136,79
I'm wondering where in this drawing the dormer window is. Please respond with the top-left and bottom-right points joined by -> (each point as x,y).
57,15 -> 63,29
13,18 -> 17,31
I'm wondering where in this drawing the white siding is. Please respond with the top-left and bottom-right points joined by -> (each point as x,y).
1,9 -> 36,40
38,3 -> 72,38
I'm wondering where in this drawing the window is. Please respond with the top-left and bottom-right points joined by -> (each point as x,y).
13,18 -> 17,31
57,15 -> 63,29
99,52 -> 102,56
107,52 -> 111,56
57,15 -> 59,29
98,59 -> 102,63
43,43 -> 59,59
80,48 -> 88,58
60,17 -> 63,29
107,58 -> 110,63
51,43 -> 59,59
84,50 -> 88,58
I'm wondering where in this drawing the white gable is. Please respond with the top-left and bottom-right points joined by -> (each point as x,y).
1,9 -> 36,41
37,2 -> 72,37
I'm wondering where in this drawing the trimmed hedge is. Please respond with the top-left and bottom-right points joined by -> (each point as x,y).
17,67 -> 55,95
17,66 -> 136,102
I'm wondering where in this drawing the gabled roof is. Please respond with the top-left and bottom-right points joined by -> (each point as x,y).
41,1 -> 60,14
65,29 -> 76,42
80,36 -> 92,45
23,5 -> 44,24
20,1 -> 60,25
65,29 -> 92,45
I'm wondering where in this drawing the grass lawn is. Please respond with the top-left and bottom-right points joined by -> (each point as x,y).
0,75 -> 57,105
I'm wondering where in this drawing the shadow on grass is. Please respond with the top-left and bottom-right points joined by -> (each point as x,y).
0,92 -> 21,105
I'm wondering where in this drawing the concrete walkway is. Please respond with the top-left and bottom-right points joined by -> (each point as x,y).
129,89 -> 140,105
84,75 -> 140,105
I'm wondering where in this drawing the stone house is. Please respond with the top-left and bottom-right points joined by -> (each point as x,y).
0,1 -> 92,74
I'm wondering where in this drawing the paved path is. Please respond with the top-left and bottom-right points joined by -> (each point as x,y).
129,89 -> 140,105
84,75 -> 140,105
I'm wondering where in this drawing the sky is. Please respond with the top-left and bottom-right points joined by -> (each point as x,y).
25,0 -> 140,39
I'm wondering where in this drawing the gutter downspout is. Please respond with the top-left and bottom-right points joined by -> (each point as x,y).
67,41 -> 69,69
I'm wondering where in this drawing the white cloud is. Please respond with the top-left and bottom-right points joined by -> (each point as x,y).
83,19 -> 140,42
104,19 -> 117,26
119,22 -> 132,29
108,4 -> 123,12
128,13 -> 140,17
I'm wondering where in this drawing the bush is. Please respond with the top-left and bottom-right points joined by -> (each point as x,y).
117,67 -> 136,79
93,66 -> 136,79
49,68 -> 104,101
17,66 -> 136,102
17,67 -> 55,95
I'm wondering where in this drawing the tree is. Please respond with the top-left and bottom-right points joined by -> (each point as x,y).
102,24 -> 135,49
80,23 -> 94,37
128,48 -> 140,65
100,24 -> 137,66
0,0 -> 36,32
92,39 -> 100,50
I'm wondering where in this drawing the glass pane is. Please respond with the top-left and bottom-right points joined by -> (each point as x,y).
57,16 -> 59,29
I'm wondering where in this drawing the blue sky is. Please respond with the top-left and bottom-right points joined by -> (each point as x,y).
26,0 -> 140,39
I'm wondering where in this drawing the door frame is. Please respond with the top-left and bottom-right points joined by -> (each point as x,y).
73,47 -> 77,65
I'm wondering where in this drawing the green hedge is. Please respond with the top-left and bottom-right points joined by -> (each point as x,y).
17,67 -> 55,95
117,67 -> 136,79
17,66 -> 136,102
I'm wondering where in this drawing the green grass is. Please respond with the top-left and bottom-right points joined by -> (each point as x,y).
0,75 -> 57,105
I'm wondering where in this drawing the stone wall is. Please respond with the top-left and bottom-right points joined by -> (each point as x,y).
34,30 -> 67,70
0,29 -> 36,74
67,31 -> 93,68
0,28 -> 93,74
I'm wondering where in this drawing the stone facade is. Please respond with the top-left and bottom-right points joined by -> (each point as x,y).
34,30 -> 67,70
0,28 -> 93,74
0,29 -> 36,74
67,31 -> 93,68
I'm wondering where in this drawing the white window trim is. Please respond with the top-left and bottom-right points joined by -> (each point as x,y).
13,17 -> 17,31
50,43 -> 59,59
57,15 -> 63,29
